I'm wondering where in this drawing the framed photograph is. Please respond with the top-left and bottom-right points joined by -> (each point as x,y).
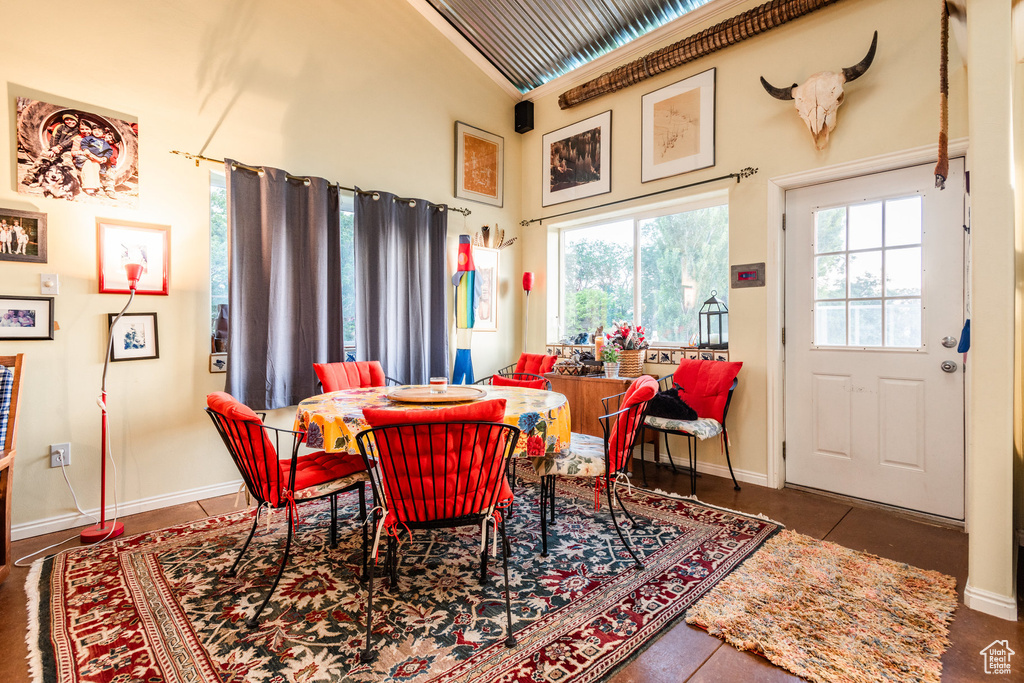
97,219 -> 169,295
473,246 -> 499,332
542,110 -> 612,207
108,312 -> 159,362
0,208 -> 47,263
209,352 -> 227,373
455,122 -> 503,207
641,68 -> 716,183
0,296 -> 54,340
16,96 -> 139,208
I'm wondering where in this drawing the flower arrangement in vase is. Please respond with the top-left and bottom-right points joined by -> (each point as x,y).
607,322 -> 648,377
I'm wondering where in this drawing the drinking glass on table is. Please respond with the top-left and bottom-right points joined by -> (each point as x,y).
429,376 -> 448,394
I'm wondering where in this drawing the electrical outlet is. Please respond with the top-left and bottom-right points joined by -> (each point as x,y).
50,442 -> 71,468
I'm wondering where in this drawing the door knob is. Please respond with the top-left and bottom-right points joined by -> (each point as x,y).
941,336 -> 957,348
940,360 -> 958,373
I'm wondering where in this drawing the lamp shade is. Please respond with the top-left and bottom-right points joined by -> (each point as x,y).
124,263 -> 144,290
522,272 -> 535,292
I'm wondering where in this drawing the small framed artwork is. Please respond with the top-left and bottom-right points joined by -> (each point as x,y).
473,246 -> 499,332
108,312 -> 159,362
641,68 -> 716,183
0,296 -> 54,340
0,208 -> 47,263
97,219 -> 169,295
209,352 -> 227,373
542,110 -> 612,207
455,122 -> 504,207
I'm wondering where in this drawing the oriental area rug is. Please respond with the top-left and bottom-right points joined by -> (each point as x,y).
27,477 -> 778,683
686,529 -> 959,683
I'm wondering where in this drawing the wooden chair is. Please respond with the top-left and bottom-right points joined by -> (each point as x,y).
0,354 -> 24,585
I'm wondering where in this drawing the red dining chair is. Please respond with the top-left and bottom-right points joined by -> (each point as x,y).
313,360 -> 403,393
530,375 -> 657,568
354,398 -> 520,662
475,372 -> 551,390
205,392 -> 370,627
495,352 -> 557,378
640,359 -> 743,494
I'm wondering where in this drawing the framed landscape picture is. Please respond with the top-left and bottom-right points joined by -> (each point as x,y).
0,296 -> 54,340
542,110 -> 611,207
455,122 -> 503,207
108,312 -> 159,362
97,218 -> 169,295
641,68 -> 716,182
0,207 -> 46,263
473,246 -> 498,332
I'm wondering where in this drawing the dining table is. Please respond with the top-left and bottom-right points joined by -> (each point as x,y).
294,385 -> 572,459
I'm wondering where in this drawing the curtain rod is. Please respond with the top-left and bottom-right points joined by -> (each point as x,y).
520,167 -> 758,226
170,150 -> 472,216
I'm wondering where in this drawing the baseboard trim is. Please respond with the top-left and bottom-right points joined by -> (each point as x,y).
12,479 -> 244,541
964,581 -> 1018,621
634,447 -> 768,488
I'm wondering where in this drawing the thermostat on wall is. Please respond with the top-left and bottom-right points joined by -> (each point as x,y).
731,262 -> 765,288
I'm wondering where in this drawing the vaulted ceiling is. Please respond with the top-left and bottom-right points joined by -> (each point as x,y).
421,0 -> 719,93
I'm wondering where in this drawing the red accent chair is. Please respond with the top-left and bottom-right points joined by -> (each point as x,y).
529,376 -> 658,568
479,352 -> 558,390
641,359 -> 743,494
475,372 -> 551,390
313,360 -> 403,393
205,392 -> 370,628
354,399 -> 520,662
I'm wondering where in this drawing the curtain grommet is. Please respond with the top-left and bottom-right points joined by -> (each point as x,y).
408,200 -> 416,207
372,192 -> 380,201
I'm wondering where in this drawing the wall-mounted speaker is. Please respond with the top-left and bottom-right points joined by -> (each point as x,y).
515,100 -> 534,134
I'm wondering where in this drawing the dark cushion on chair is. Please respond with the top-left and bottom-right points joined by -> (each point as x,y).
491,374 -> 548,390
515,353 -> 557,376
646,387 -> 698,421
671,360 -> 742,423
314,361 -> 387,392
362,399 -> 511,523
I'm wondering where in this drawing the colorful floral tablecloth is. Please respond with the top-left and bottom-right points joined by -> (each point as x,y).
295,385 -> 571,458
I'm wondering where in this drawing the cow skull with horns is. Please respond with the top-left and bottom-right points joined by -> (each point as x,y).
760,31 -> 877,150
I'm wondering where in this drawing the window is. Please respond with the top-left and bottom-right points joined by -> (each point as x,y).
208,177 -> 357,353
813,195 -> 922,348
558,202 -> 728,344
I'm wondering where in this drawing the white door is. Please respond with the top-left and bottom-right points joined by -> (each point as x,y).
784,160 -> 965,519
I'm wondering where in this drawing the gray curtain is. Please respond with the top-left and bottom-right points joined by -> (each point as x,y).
354,190 -> 448,384
225,160 -> 343,409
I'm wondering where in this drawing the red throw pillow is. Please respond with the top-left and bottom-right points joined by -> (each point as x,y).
491,374 -> 547,390
207,391 -> 261,423
671,359 -> 742,423
206,392 -> 283,505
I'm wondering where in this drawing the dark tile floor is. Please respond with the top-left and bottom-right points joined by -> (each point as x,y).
2,468 -> 1021,682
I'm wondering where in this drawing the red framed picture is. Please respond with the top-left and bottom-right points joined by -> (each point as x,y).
97,219 -> 169,295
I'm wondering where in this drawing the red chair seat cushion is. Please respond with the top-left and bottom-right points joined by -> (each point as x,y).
491,374 -> 547,390
671,359 -> 742,423
289,451 -> 368,501
515,353 -> 557,375
362,399 -> 512,523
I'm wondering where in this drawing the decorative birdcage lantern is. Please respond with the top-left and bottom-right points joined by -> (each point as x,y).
698,290 -> 728,349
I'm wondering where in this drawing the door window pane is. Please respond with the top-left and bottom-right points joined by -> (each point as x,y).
848,202 -> 882,250
850,300 -> 882,346
885,196 -> 922,246
815,207 -> 846,253
849,251 -> 882,298
816,254 -> 846,299
886,299 -> 922,347
815,301 -> 846,345
885,247 -> 922,296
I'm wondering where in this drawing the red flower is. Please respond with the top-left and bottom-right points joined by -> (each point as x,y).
527,435 -> 545,455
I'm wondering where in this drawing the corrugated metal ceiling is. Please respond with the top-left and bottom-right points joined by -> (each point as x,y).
425,0 -> 717,93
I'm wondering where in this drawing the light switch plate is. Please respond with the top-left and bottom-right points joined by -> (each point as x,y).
41,273 -> 59,294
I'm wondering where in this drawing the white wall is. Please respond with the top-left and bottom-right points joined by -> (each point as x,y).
0,0 -> 521,531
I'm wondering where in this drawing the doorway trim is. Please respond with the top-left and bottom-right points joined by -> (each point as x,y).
764,138 -> 970,495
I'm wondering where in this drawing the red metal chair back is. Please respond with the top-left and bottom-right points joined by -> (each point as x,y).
314,361 -> 387,392
604,375 -> 658,473
206,392 -> 287,507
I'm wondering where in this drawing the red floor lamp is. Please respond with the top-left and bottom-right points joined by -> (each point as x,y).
522,272 -> 534,352
81,262 -> 144,544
